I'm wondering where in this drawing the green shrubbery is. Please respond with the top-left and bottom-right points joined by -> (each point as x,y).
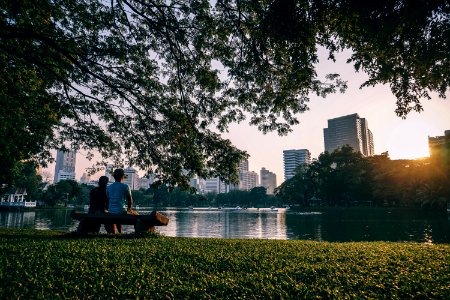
1,229 -> 449,299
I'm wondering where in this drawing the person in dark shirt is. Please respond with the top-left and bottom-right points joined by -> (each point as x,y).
89,176 -> 109,214
86,176 -> 109,233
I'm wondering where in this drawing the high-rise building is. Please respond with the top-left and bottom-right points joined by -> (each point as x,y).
54,150 -> 76,183
239,159 -> 259,191
239,160 -> 249,172
283,149 -> 311,181
202,177 -> 234,194
260,167 -> 277,194
124,167 -> 139,190
323,113 -> 374,156
239,171 -> 259,191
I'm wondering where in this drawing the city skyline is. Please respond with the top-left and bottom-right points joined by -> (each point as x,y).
45,49 -> 450,185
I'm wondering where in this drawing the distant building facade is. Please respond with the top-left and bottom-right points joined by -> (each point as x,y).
260,167 -> 277,194
123,167 -> 139,190
428,130 -> 450,158
239,159 -> 259,191
323,113 -> 374,156
79,173 -> 90,184
54,150 -> 76,183
104,165 -> 139,190
283,149 -> 311,181
239,171 -> 259,191
1,188 -> 36,208
202,177 -> 235,194
139,177 -> 152,190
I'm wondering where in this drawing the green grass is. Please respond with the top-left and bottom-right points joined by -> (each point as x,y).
1,229 -> 449,299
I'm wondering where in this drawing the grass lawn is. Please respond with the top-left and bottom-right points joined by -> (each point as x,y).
0,228 -> 449,299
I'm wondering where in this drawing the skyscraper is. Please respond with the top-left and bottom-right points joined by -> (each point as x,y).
239,159 -> 259,191
283,149 -> 311,181
260,167 -> 277,194
239,171 -> 259,191
323,113 -> 374,156
54,150 -> 76,183
202,177 -> 234,194
124,167 -> 139,190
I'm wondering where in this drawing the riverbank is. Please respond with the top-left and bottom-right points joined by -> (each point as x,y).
1,229 -> 449,299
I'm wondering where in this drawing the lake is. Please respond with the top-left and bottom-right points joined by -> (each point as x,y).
1,207 -> 449,243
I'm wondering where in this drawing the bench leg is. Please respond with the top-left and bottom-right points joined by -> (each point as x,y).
104,222 -> 115,234
77,219 -> 90,234
134,220 -> 155,234
77,219 -> 101,234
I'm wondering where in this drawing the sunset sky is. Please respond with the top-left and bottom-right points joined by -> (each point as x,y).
222,49 -> 450,183
46,49 -> 450,184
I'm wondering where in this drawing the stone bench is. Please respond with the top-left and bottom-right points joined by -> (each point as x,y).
70,210 -> 169,234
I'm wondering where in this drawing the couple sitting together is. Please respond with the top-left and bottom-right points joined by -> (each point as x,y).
89,168 -> 138,234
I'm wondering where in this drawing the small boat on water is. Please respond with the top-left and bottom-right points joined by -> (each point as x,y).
221,206 -> 242,211
270,206 -> 278,212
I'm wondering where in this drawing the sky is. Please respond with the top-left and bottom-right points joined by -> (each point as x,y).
223,49 -> 450,183
45,49 -> 450,185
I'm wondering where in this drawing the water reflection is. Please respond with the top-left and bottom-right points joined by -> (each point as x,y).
284,209 -> 450,243
0,208 -> 449,243
154,210 -> 288,239
0,211 -> 36,228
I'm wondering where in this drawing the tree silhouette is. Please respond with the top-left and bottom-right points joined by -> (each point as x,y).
1,0 -> 448,186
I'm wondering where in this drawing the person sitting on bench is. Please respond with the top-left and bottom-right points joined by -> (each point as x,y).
86,176 -> 109,232
107,168 -> 134,233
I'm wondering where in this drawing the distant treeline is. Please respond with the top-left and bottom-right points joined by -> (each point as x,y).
132,185 -> 277,208
276,145 -> 450,211
6,142 -> 449,211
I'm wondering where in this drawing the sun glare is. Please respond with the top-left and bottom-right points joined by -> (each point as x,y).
385,120 -> 433,160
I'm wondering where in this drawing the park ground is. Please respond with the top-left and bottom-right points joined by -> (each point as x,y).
0,228 -> 449,299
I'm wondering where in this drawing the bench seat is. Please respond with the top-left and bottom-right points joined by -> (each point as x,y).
70,210 -> 169,234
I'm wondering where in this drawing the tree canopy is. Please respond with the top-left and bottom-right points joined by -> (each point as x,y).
275,146 -> 449,210
1,0 -> 449,186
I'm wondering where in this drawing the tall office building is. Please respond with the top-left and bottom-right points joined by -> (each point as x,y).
124,167 -> 139,190
239,159 -> 259,191
323,113 -> 374,156
202,177 -> 234,194
260,167 -> 277,194
283,149 -> 311,181
239,160 -> 249,172
239,171 -> 259,191
54,150 -> 76,183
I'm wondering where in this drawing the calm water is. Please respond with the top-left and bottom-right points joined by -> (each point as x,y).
0,208 -> 449,243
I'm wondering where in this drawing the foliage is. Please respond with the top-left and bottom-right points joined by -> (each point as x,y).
1,0 -> 449,187
6,161 -> 45,201
276,146 -> 450,211
43,180 -> 85,206
131,190 -> 153,207
139,186 -> 274,208
0,228 -> 449,299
